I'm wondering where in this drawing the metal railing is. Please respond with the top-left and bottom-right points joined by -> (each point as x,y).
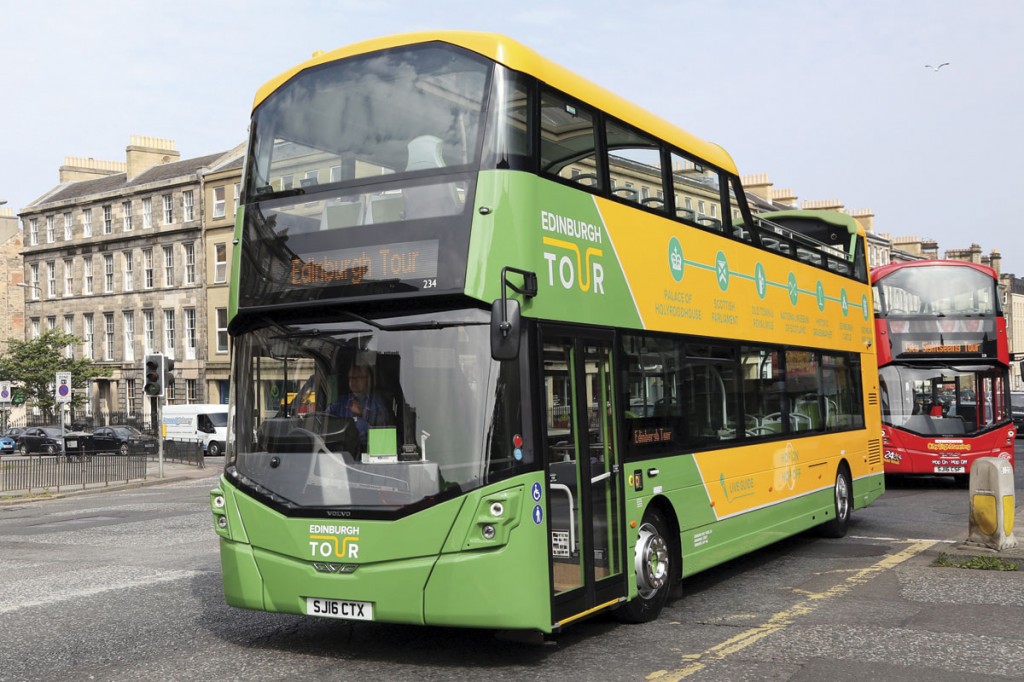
162,439 -> 205,467
0,441 -> 207,496
0,454 -> 149,495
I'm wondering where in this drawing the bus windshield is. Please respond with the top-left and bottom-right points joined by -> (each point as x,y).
879,363 -> 1009,437
873,264 -> 999,317
247,42 -> 490,201
227,309 -> 524,515
238,43 -> 496,308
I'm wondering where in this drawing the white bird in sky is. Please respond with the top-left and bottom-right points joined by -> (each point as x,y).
925,62 -> 950,71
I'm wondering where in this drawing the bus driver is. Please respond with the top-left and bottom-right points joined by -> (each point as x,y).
327,364 -> 394,444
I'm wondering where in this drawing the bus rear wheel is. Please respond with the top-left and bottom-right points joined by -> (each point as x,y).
616,508 -> 674,623
819,465 -> 852,538
207,441 -> 221,458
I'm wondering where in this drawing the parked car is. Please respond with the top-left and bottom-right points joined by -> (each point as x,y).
90,425 -> 158,455
1011,392 -> 1024,438
16,426 -> 64,455
0,434 -> 15,454
4,426 -> 25,440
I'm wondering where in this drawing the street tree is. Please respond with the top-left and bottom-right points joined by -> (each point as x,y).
0,329 -> 112,423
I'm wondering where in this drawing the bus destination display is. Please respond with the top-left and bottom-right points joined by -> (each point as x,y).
289,239 -> 440,288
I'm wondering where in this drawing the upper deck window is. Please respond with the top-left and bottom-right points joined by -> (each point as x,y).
539,90 -> 603,192
874,265 -> 1000,317
247,43 -> 491,201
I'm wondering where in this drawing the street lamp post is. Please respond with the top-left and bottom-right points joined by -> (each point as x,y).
17,281 -> 41,301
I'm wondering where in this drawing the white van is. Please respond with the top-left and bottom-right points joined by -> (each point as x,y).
162,403 -> 229,457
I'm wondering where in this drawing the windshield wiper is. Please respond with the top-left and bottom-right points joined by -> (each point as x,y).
336,309 -> 487,331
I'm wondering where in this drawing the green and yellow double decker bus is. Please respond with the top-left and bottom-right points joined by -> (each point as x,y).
211,32 -> 884,633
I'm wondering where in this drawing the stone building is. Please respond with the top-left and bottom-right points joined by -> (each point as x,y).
198,149 -> 245,404
18,136 -> 243,424
1005,275 -> 1024,391
0,207 -> 26,341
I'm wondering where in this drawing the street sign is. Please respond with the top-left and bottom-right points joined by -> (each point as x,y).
56,371 -> 73,404
0,381 -> 11,404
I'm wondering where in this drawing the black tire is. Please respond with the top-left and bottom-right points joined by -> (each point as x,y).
119,443 -> 130,456
45,444 -> 56,455
616,508 -> 675,623
206,441 -> 221,458
18,443 -> 29,456
819,465 -> 853,538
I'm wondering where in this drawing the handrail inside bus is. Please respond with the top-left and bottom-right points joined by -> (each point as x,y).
753,216 -> 854,262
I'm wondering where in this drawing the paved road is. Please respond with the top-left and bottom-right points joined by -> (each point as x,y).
0,451 -> 1021,681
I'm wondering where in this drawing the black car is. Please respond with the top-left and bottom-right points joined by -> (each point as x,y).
1011,392 -> 1024,438
16,426 -> 64,455
90,425 -> 158,455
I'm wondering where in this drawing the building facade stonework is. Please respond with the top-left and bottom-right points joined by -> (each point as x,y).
18,136 -> 243,424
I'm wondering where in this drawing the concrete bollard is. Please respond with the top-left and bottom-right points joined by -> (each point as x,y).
966,457 -> 1017,551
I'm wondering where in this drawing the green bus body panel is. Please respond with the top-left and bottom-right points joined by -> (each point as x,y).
255,547 -> 436,624
219,541 -> 266,611
466,171 -> 643,327
217,472 -> 552,630
231,486 -> 460,564
426,472 -> 551,629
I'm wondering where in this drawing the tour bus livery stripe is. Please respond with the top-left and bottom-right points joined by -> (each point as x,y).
690,450 -> 865,522
591,198 -> 643,323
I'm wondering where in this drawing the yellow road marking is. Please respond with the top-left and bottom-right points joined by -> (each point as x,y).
646,540 -> 937,680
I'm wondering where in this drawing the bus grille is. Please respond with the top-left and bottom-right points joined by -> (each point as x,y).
868,439 -> 882,465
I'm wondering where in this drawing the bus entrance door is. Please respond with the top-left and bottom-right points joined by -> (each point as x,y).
542,331 -> 625,627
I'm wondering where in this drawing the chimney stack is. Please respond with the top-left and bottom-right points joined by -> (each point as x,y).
126,135 -> 180,180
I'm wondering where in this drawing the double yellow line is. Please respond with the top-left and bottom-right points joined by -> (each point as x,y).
647,540 -> 937,680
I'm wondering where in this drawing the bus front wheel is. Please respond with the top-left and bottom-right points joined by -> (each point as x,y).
819,465 -> 852,538
616,508 -> 674,623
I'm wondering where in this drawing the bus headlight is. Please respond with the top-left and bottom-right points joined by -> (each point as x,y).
463,486 -> 524,550
211,487 -> 232,540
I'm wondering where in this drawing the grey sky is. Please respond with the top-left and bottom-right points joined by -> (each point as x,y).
3,1 -> 1022,271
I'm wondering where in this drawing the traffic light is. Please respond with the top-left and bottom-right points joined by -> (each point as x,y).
143,353 -> 164,397
163,355 -> 175,390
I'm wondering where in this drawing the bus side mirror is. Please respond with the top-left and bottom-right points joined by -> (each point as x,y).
491,298 -> 521,361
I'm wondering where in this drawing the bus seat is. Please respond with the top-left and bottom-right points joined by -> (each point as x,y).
612,187 -> 640,203
793,395 -> 821,430
369,194 -> 405,223
406,135 -> 446,171
321,200 -> 364,230
761,413 -> 783,433
404,135 -> 460,219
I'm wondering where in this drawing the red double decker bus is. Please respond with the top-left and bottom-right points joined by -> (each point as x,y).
872,260 -> 1015,481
